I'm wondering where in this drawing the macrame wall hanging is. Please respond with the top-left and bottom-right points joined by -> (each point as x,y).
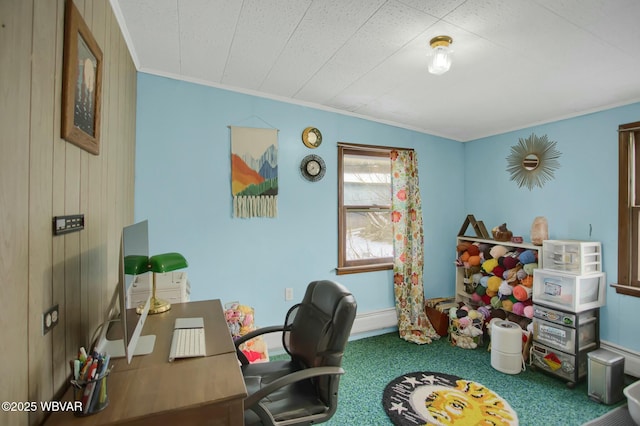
506,133 -> 561,190
230,126 -> 278,218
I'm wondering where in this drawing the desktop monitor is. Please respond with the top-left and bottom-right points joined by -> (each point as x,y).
98,220 -> 156,363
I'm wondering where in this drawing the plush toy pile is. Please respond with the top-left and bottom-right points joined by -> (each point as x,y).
224,302 -> 269,363
448,305 -> 485,349
455,240 -> 538,320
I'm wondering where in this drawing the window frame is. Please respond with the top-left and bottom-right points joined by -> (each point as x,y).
614,121 -> 640,297
337,143 -> 394,275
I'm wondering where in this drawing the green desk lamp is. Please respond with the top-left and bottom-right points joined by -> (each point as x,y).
136,252 -> 188,315
124,255 -> 149,276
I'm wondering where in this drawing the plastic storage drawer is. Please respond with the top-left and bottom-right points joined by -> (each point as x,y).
533,269 -> 606,312
541,240 -> 601,275
532,304 -> 596,327
533,316 -> 597,353
531,341 -> 596,383
127,272 -> 190,309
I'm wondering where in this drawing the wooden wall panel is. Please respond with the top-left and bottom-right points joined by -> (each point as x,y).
78,0 -> 91,355
1,1 -> 137,424
0,1 -> 33,425
100,6 -> 115,320
50,0 -> 69,402
27,1 -> 58,424
62,0 -> 83,376
87,0 -> 107,343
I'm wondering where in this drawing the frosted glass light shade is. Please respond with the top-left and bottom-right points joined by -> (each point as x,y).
428,35 -> 453,75
428,45 -> 452,75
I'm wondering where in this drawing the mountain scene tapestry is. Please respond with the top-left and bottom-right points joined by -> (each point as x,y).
230,126 -> 278,218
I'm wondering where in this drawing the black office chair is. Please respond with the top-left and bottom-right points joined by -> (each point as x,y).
234,280 -> 357,426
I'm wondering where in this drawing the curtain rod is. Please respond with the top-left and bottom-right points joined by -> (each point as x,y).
337,142 -> 414,152
619,126 -> 640,132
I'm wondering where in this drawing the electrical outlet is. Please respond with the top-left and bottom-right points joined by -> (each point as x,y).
42,304 -> 59,335
285,288 -> 294,301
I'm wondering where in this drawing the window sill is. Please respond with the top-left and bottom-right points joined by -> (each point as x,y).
611,283 -> 640,297
336,263 -> 393,275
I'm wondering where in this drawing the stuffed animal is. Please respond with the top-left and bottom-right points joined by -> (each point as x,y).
240,335 -> 269,363
224,302 -> 242,337
225,302 -> 257,337
237,304 -> 255,335
226,301 -> 270,364
449,305 -> 484,349
453,334 -> 478,349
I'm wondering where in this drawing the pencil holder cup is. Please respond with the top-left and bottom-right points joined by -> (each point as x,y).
70,369 -> 110,416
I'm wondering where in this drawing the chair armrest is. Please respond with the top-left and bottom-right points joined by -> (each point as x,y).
233,325 -> 285,347
234,325 -> 287,366
244,366 -> 344,409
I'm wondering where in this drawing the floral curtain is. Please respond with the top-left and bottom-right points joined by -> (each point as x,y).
391,149 -> 439,344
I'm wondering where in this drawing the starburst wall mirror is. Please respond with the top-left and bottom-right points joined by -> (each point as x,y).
506,133 -> 561,190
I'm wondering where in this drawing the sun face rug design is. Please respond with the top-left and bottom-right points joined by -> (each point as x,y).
383,371 -> 518,426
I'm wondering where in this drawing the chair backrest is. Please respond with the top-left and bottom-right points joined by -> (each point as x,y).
286,280 -> 357,405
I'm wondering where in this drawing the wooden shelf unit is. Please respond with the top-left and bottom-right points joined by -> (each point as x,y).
455,236 -> 542,308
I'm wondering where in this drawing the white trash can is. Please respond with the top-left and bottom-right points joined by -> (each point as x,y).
491,320 -> 523,374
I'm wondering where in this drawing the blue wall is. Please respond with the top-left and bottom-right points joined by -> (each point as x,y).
135,72 -> 640,353
463,103 -> 640,351
134,73 -> 464,328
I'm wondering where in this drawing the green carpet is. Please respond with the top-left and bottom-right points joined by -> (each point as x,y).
275,332 -> 628,426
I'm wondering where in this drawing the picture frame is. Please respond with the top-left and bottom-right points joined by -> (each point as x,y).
61,0 -> 103,155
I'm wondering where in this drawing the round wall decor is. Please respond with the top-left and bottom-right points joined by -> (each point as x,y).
506,133 -> 561,190
302,127 -> 322,148
300,154 -> 326,182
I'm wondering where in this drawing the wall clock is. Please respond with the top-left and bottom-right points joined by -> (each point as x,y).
302,127 -> 322,148
300,154 -> 326,182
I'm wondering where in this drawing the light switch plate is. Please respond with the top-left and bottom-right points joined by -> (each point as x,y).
53,214 -> 84,235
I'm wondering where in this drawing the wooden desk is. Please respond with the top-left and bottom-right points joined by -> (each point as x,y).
45,300 -> 247,425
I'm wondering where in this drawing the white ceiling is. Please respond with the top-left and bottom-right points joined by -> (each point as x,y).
111,0 -> 640,142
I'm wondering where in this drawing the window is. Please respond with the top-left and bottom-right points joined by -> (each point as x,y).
616,121 -> 640,297
337,143 -> 393,275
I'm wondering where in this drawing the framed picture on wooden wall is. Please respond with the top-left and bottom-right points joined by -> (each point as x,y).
61,0 -> 103,155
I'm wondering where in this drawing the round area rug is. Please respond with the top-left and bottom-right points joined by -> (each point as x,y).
383,371 -> 518,426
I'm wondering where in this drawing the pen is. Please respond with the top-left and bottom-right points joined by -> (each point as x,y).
73,359 -> 82,401
73,359 -> 80,380
79,356 -> 92,380
98,354 -> 110,405
81,359 -> 98,412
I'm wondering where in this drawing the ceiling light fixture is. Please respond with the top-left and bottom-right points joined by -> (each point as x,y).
428,35 -> 453,75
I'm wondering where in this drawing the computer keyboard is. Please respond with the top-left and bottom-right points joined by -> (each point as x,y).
169,318 -> 206,362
